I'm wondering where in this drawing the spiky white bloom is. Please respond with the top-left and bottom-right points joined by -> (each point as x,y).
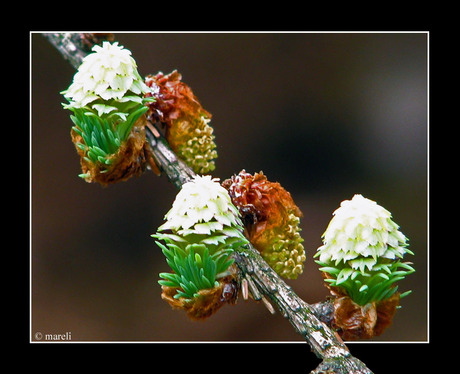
154,175 -> 249,301
158,175 -> 245,238
62,41 -> 151,109
317,194 -> 409,272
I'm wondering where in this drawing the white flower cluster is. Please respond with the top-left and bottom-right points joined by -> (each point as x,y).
62,41 -> 151,110
159,175 -> 245,240
317,194 -> 409,272
154,175 -> 249,301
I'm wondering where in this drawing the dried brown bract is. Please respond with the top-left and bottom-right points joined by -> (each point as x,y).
332,293 -> 400,340
145,70 -> 210,124
160,273 -> 239,321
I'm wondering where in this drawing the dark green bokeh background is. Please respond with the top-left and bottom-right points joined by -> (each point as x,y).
31,32 -> 428,343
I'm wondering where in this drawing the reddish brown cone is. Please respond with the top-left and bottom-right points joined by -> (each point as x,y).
222,170 -> 306,279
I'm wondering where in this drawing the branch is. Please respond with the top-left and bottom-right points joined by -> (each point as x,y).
144,121 -> 196,189
234,249 -> 370,373
144,121 -> 371,373
42,33 -> 114,69
143,123 -> 370,371
43,33 -> 373,374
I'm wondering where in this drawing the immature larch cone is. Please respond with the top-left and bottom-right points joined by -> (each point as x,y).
145,70 -> 217,174
152,175 -> 248,319
62,41 -> 155,185
315,194 -> 415,339
315,194 -> 414,306
222,170 -> 306,279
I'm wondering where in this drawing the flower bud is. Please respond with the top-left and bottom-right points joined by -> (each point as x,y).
62,41 -> 154,185
315,194 -> 414,306
222,170 -> 306,279
63,41 -> 151,107
145,71 -> 217,174
152,175 -> 248,319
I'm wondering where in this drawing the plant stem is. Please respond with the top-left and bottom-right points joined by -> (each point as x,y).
42,32 -> 114,69
42,33 -> 90,69
43,32 -> 373,374
143,121 -> 372,372
234,249 -> 371,373
144,121 -> 196,189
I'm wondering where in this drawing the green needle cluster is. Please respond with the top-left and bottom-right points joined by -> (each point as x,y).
69,99 -> 151,172
155,237 -> 237,300
316,259 -> 414,305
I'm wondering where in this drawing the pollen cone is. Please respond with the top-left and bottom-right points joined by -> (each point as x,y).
223,170 -> 306,279
145,70 -> 217,174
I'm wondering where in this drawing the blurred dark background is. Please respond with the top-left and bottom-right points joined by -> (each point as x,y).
31,32 -> 428,344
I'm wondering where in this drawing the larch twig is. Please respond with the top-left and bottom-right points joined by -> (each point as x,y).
42,32 -> 373,374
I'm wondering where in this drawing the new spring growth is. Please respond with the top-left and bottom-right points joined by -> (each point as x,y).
61,41 -> 154,182
315,194 -> 415,306
153,175 -> 249,309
